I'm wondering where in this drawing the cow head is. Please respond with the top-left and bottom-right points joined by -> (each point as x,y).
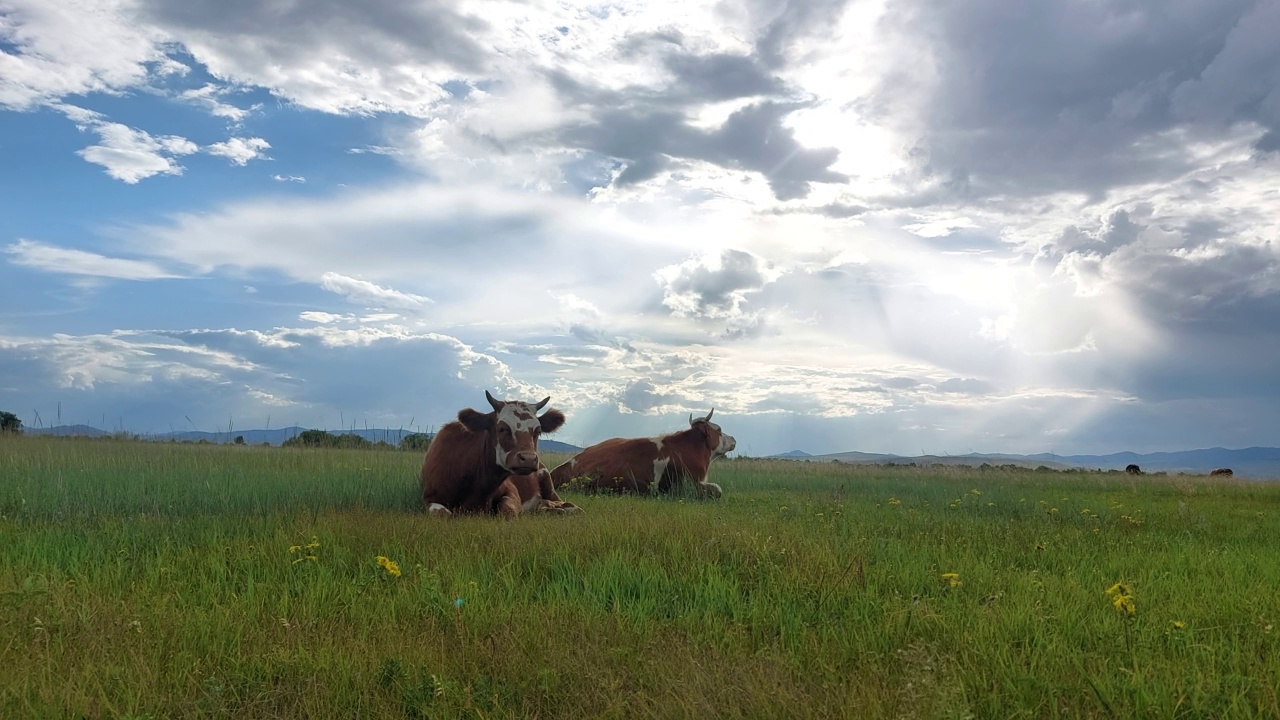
458,390 -> 566,474
689,408 -> 736,457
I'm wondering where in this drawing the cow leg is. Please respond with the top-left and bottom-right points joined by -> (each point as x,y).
694,481 -> 723,500
426,502 -> 454,517
491,478 -> 523,519
534,498 -> 584,515
536,467 -> 566,503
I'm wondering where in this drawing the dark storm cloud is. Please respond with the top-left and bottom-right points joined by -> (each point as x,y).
561,101 -> 845,199
616,379 -> 684,413
662,51 -> 786,102
749,0 -> 853,69
137,0 -> 491,72
1046,206 -> 1280,334
538,15 -> 847,200
871,0 -> 1277,200
1034,203 -> 1280,413
661,248 -> 770,317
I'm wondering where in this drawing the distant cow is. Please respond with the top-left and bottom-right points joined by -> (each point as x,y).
419,391 -> 576,518
1125,464 -> 1142,475
1210,467 -> 1234,477
550,410 -> 736,499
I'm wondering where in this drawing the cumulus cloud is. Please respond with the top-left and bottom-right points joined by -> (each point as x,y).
133,0 -> 486,117
655,249 -> 779,337
76,121 -> 198,183
0,0 -> 163,111
179,83 -> 258,122
205,136 -> 271,166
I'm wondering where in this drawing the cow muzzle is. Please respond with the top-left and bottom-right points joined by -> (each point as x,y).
717,434 -> 737,456
507,450 -> 540,474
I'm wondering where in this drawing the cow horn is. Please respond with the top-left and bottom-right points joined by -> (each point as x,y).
485,390 -> 504,411
705,408 -> 714,422
689,412 -> 694,426
535,396 -> 551,411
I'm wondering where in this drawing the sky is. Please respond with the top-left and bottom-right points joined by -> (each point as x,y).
2,0 -> 1279,458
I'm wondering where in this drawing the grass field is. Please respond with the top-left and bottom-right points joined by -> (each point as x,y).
2,435 -> 1279,719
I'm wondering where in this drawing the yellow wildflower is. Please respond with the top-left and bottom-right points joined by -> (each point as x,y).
376,556 -> 402,578
888,498 -> 902,506
1105,581 -> 1136,617
1172,620 -> 1185,630
940,572 -> 962,588
1112,594 -> 1136,617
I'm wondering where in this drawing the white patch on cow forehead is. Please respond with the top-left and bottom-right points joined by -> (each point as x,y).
496,403 -> 542,432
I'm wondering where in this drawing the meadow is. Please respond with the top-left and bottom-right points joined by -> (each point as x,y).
2,435 -> 1279,719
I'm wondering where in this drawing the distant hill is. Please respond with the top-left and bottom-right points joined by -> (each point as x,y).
769,447 -> 1280,477
26,424 -> 111,438
539,439 -> 583,454
25,425 -> 583,453
769,450 -> 813,459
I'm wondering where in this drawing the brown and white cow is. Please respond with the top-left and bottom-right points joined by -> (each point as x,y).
549,409 -> 736,499
419,391 -> 579,518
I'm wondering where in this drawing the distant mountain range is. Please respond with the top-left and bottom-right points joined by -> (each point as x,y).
24,425 -> 583,454
20,424 -> 1279,478
769,447 -> 1280,478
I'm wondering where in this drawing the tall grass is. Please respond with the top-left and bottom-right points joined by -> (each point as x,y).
2,436 -> 1279,718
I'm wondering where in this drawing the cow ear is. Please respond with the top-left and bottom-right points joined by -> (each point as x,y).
538,408 -> 566,434
458,408 -> 493,432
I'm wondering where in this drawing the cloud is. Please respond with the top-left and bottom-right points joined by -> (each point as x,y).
0,0 -> 163,111
557,98 -> 847,200
179,83 -> 257,122
4,239 -> 185,280
655,248 -> 779,337
0,324 -> 552,434
5,0 -> 1280,459
319,272 -> 434,311
76,121 -> 198,183
206,137 -> 271,166
133,0 -> 488,117
936,377 -> 995,395
865,0 -> 1279,201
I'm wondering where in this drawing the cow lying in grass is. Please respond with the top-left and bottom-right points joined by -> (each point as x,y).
550,410 -> 735,499
419,391 -> 580,518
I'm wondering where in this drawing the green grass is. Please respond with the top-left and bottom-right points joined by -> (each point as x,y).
2,436 -> 1280,718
